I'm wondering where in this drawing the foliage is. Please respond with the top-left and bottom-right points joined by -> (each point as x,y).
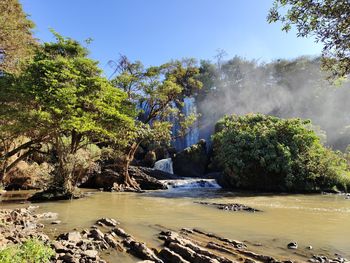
0,238 -> 55,263
0,32 -> 135,191
212,113 -> 350,192
108,55 -> 202,186
195,56 -> 350,151
267,0 -> 350,80
0,0 -> 36,74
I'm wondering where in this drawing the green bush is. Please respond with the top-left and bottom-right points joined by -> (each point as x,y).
212,114 -> 350,192
0,238 -> 55,263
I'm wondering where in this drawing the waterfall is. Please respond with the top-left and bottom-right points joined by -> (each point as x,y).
183,97 -> 200,147
172,97 -> 200,150
154,158 -> 174,174
164,179 -> 221,189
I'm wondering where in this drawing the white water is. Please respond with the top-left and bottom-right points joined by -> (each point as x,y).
153,158 -> 174,174
164,179 -> 221,189
183,97 -> 199,148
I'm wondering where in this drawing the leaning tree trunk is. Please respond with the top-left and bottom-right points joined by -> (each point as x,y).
120,141 -> 143,190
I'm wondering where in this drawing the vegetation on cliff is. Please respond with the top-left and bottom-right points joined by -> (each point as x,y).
212,114 -> 350,192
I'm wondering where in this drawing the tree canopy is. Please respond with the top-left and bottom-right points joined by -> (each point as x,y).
212,113 -> 350,192
268,0 -> 350,80
0,0 -> 36,74
109,56 -> 202,188
0,33 -> 135,192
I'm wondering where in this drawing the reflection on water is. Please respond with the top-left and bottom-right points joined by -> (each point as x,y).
1,188 -> 350,262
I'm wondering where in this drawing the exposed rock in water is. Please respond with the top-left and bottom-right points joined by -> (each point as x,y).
28,187 -> 84,202
195,201 -> 261,212
129,166 -> 168,190
173,139 -> 208,177
81,166 -> 167,191
2,208 -> 347,263
96,218 -> 119,227
137,166 -> 180,180
287,242 -> 298,249
308,255 -> 349,263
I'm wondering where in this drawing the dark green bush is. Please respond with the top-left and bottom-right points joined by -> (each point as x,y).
212,114 -> 350,192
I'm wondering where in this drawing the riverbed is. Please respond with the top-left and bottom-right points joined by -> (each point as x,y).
1,185 -> 350,262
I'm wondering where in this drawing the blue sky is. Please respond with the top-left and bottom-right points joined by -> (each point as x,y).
21,0 -> 322,76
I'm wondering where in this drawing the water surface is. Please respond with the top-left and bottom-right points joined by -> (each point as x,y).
1,188 -> 350,262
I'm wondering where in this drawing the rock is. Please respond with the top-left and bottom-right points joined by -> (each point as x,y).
3,161 -> 50,190
128,166 -> 168,190
104,234 -> 119,248
52,241 -> 69,253
112,227 -> 132,239
173,139 -> 208,177
158,247 -> 190,263
58,231 -> 82,243
195,201 -> 261,213
28,187 -> 83,202
59,253 -> 79,263
51,220 -> 61,224
82,249 -> 98,259
287,242 -> 298,249
81,167 -> 167,191
89,229 -> 104,241
215,172 -> 232,189
96,218 -> 119,227
123,238 -> 163,263
137,166 -> 179,180
307,245 -> 313,250
37,212 -> 58,219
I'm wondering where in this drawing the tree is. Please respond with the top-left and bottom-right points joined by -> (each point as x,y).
212,113 -> 350,192
267,0 -> 350,80
110,56 -> 202,189
0,0 -> 36,74
0,33 -> 135,193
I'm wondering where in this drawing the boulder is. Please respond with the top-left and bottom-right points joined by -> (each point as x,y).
81,167 -> 167,191
57,231 -> 82,243
89,229 -> 105,241
287,242 -> 298,249
137,166 -> 179,180
28,187 -> 83,202
172,140 -> 208,177
96,218 -> 119,227
129,167 -> 168,190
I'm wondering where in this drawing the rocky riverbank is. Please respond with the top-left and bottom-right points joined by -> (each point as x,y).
1,207 -> 348,263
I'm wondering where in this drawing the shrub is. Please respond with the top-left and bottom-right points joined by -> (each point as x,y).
0,238 -> 54,263
212,114 -> 350,192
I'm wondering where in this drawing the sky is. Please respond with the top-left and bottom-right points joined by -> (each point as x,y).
20,0 -> 323,76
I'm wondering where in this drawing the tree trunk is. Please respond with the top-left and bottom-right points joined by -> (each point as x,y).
120,140 -> 143,190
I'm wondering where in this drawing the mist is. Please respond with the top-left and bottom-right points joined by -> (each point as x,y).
196,56 -> 350,151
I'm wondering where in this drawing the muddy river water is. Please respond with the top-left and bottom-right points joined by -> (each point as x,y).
1,184 -> 350,262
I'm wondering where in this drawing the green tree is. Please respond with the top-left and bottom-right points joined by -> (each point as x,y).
0,0 -> 36,74
267,0 -> 350,80
212,113 -> 350,192
111,56 -> 202,189
0,33 -> 135,193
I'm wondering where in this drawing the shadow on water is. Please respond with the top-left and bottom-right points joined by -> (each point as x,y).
142,187 -> 314,199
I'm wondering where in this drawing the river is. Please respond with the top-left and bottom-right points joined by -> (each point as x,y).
1,182 -> 350,262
